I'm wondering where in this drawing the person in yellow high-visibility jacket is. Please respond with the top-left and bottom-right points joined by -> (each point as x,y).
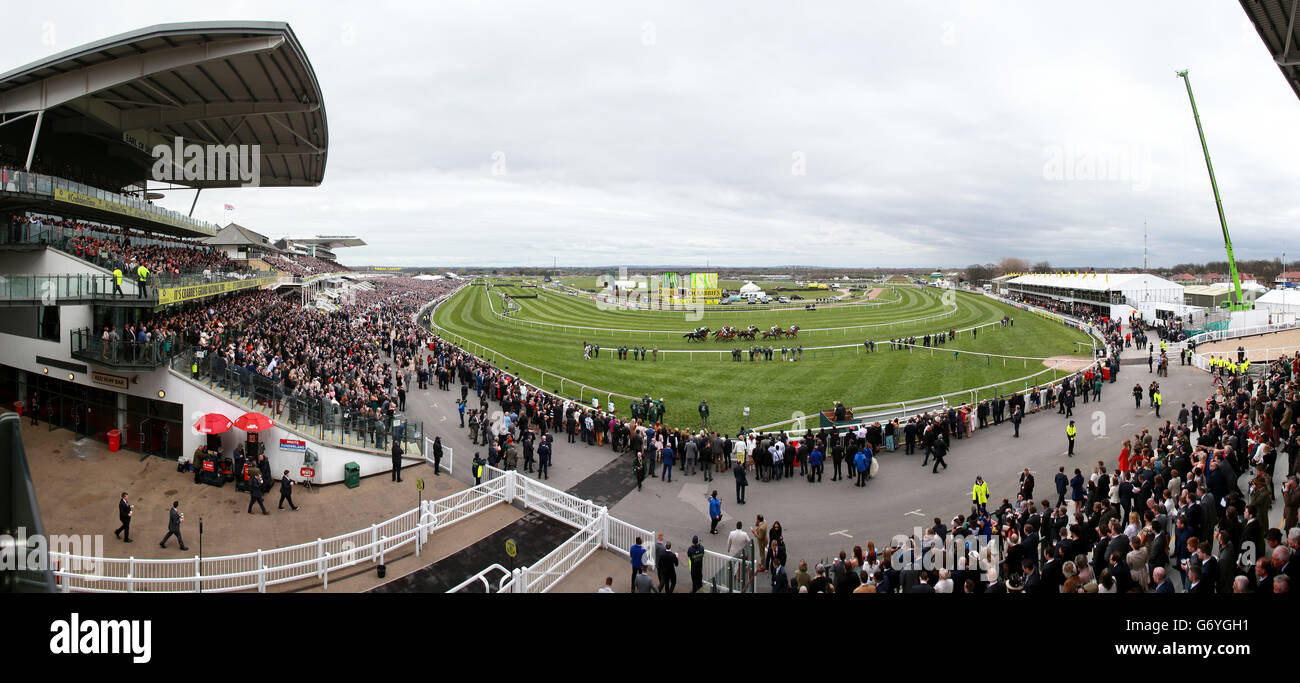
1153,390 -> 1162,418
971,476 -> 990,514
1066,420 -> 1077,457
112,267 -> 124,297
136,263 -> 150,299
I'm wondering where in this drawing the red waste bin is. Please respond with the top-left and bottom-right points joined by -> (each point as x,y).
108,429 -> 121,452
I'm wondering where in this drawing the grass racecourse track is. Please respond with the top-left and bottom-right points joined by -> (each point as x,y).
433,282 -> 1094,433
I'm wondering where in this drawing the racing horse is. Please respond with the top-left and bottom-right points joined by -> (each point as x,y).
735,325 -> 759,341
713,326 -> 738,342
682,327 -> 711,342
785,324 -> 800,339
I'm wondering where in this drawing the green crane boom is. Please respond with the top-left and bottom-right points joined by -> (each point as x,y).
1176,70 -> 1246,311
1175,70 -> 1242,309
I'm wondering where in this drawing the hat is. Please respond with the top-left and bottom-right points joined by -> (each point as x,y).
692,535 -> 699,543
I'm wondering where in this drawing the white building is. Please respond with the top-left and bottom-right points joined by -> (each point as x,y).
1255,288 -> 1300,319
1002,273 -> 1186,320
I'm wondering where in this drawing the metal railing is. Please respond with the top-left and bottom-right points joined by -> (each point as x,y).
461,466 -> 752,593
48,471 -> 514,592
1,167 -> 219,235
170,349 -> 424,457
70,327 -> 183,369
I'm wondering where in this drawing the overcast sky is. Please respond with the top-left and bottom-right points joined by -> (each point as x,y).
5,1 -> 1300,268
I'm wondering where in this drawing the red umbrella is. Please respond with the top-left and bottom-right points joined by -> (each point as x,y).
233,411 -> 274,432
193,413 -> 233,435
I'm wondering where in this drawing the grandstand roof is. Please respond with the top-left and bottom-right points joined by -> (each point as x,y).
1241,0 -> 1300,101
1005,272 -> 1180,292
204,222 -> 277,248
282,235 -> 366,249
0,21 -> 327,188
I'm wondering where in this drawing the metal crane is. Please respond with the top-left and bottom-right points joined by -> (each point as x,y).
1176,69 -> 1249,310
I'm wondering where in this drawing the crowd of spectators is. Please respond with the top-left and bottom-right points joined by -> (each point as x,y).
261,253 -> 351,277
8,213 -> 244,278
127,278 -> 457,446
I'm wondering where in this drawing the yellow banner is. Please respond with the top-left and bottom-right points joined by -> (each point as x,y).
53,187 -> 214,236
156,274 -> 279,306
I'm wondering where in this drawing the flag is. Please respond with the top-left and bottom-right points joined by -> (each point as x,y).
224,204 -> 235,211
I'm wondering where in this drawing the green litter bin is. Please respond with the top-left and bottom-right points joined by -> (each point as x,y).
344,462 -> 360,489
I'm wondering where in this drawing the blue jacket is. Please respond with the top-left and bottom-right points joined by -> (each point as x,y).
630,544 -> 645,569
1070,475 -> 1085,501
661,446 -> 674,466
853,450 -> 867,472
708,497 -> 721,519
810,449 -> 824,467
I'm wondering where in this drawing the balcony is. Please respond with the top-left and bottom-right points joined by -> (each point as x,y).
0,273 -> 156,306
70,327 -> 182,370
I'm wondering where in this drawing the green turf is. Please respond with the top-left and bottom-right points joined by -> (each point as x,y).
434,284 -> 1093,433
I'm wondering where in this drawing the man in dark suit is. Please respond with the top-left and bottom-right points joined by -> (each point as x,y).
247,470 -> 269,515
391,440 -> 403,482
1092,532 -> 1111,581
1186,565 -> 1212,594
1019,468 -> 1035,500
1055,467 -> 1068,508
1215,531 -> 1237,594
114,492 -> 133,543
1109,552 -> 1134,592
1022,559 -> 1043,594
159,500 -> 188,551
1196,542 -> 1219,593
1153,567 -> 1175,593
278,470 -> 300,511
1041,546 -> 1065,593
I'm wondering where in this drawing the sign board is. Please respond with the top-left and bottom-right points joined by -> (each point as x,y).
91,370 -> 130,390
504,539 -> 517,558
156,274 -> 278,306
300,467 -> 315,480
53,187 -> 213,234
416,478 -> 425,491
280,439 -> 307,452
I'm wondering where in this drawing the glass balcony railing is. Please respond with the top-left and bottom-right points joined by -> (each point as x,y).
168,349 -> 423,457
1,167 -> 218,236
70,327 -> 184,369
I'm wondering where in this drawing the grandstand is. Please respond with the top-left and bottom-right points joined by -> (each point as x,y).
0,22 -> 420,492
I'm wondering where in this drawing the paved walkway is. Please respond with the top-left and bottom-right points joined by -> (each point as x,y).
608,360 -> 1287,575
19,414 -> 530,592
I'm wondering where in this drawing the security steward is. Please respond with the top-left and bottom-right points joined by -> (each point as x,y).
136,262 -> 149,299
472,452 -> 486,485
1066,420 -> 1077,457
112,267 -> 125,297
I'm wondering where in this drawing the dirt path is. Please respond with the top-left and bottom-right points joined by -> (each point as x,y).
866,288 -> 883,300
1042,355 -> 1095,372
1199,329 -> 1300,362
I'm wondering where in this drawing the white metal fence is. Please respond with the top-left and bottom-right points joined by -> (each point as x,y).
452,466 -> 751,593
424,437 -> 453,475
49,472 -> 510,592
1184,321 -> 1300,372
49,465 -> 748,594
